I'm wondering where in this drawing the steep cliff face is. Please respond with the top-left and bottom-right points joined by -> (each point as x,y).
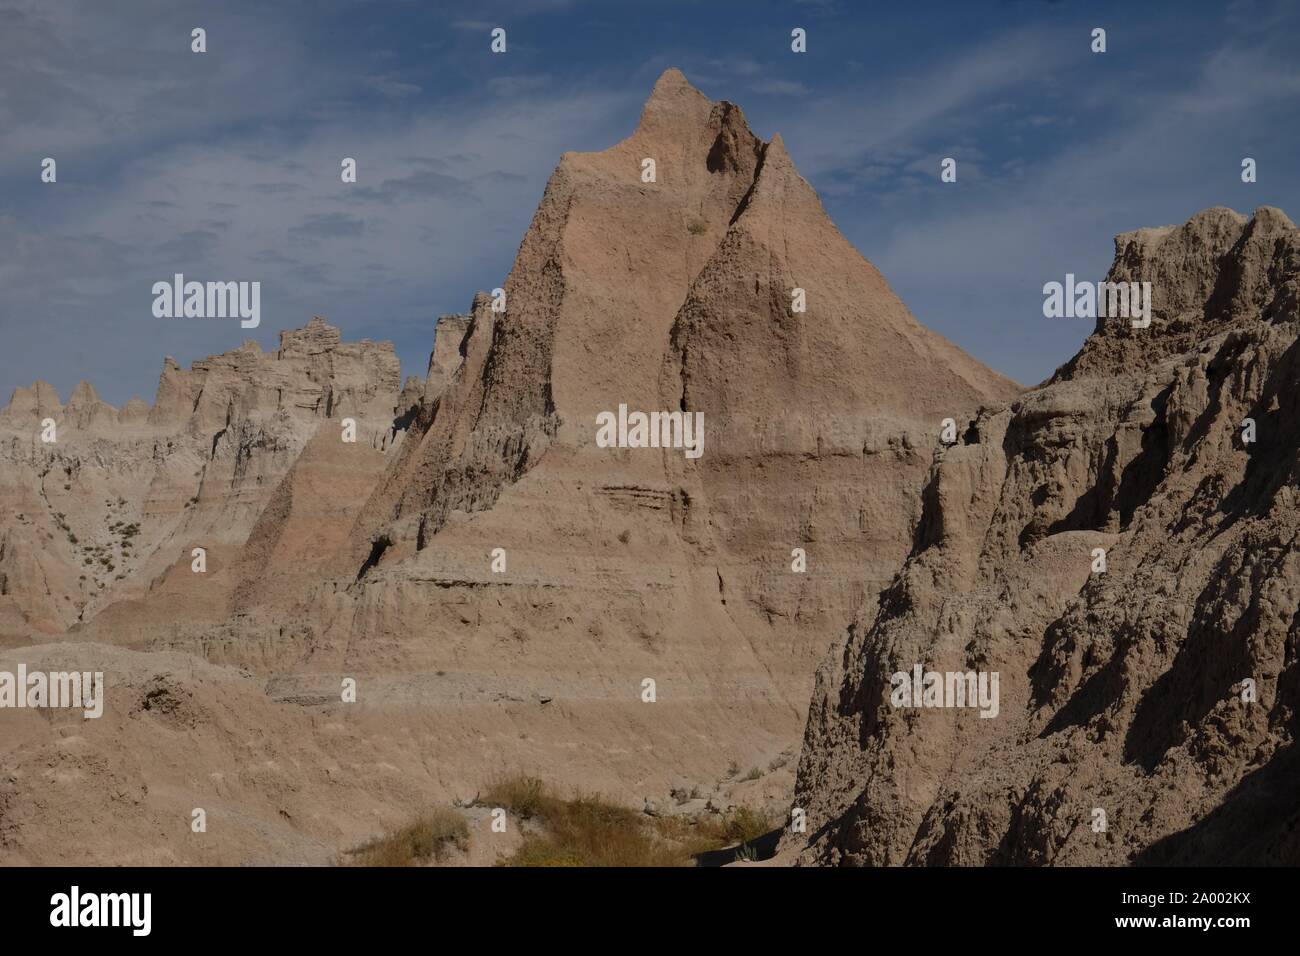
791,206 -> 1300,866
327,69 -> 1017,726
664,133 -> 1016,694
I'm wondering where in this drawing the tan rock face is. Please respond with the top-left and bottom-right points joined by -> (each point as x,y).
334,68 -> 1016,719
424,315 -> 470,404
790,206 -> 1300,866
0,316 -> 402,640
0,70 -> 1014,864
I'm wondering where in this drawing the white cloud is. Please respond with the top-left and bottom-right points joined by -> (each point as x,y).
1,42 -> 636,402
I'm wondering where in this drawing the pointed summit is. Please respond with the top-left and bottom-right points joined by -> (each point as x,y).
632,68 -> 715,144
64,379 -> 116,429
67,380 -> 101,407
739,131 -> 817,213
1,380 -> 62,423
646,66 -> 703,103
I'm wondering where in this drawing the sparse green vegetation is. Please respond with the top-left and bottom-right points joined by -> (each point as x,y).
491,781 -> 684,867
341,778 -> 777,869
687,219 -> 708,235
483,774 -> 774,867
342,809 -> 469,866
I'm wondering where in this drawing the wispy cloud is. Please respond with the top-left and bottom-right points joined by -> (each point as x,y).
775,24 -> 1076,179
0,0 -> 639,403
854,3 -> 1300,385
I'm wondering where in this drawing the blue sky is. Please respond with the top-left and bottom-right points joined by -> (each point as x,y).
2,0 -> 1298,405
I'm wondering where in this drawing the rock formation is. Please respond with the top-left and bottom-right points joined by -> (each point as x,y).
328,67 -> 1016,716
0,69 -> 1017,864
0,316 -> 402,639
789,206 -> 1300,866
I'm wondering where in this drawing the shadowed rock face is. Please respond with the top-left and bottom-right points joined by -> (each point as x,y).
0,69 -> 1015,864
790,206 -> 1300,867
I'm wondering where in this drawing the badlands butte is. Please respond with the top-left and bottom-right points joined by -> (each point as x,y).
0,70 -> 1293,866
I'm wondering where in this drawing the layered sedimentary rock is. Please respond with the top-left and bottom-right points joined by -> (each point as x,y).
790,206 -> 1300,866
327,68 -> 1015,715
1,70 -> 1015,863
0,317 -> 402,642
208,69 -> 1017,823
